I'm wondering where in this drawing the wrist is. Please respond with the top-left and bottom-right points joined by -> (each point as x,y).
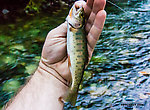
6,63 -> 69,110
38,59 -> 69,87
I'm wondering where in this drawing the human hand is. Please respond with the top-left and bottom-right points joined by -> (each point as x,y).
40,0 -> 106,83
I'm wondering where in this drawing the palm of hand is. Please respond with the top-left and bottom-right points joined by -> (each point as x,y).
41,0 -> 106,82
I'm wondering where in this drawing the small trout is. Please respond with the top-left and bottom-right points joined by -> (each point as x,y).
63,0 -> 88,106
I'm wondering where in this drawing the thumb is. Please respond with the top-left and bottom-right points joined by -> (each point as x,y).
47,21 -> 67,39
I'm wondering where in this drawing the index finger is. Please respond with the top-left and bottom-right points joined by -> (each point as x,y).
84,0 -> 94,18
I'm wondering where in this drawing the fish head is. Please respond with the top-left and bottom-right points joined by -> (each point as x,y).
67,1 -> 86,29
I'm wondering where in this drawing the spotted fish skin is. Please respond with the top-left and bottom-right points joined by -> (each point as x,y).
67,22 -> 88,88
66,21 -> 88,106
63,0 -> 88,106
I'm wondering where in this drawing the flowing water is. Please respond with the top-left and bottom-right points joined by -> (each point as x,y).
0,0 -> 150,109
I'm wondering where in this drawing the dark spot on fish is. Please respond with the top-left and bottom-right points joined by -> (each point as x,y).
77,50 -> 82,52
77,43 -> 82,45
77,62 -> 82,64
76,32 -> 81,36
76,37 -> 81,40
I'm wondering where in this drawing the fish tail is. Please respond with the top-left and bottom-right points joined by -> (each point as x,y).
63,89 -> 78,106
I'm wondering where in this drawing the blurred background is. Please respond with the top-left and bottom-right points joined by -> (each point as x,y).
0,0 -> 150,109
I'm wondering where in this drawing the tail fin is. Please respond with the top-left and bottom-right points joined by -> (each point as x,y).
63,89 -> 78,106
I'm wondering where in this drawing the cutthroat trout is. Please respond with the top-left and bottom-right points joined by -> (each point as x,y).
63,0 -> 88,106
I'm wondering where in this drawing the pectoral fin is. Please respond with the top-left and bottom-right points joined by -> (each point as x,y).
68,54 -> 71,67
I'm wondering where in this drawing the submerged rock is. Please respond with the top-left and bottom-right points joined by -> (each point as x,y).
2,79 -> 21,92
25,64 -> 38,74
138,68 -> 150,76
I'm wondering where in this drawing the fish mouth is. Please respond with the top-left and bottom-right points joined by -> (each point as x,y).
74,1 -> 84,17
75,8 -> 82,15
75,4 -> 83,15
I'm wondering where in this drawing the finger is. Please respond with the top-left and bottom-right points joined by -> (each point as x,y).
47,21 -> 67,39
87,10 -> 106,55
84,0 -> 94,18
87,0 -> 94,8
93,0 -> 106,14
85,0 -> 106,32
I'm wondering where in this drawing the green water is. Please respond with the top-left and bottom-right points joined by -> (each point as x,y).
0,0 -> 150,109
0,8 -> 68,109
